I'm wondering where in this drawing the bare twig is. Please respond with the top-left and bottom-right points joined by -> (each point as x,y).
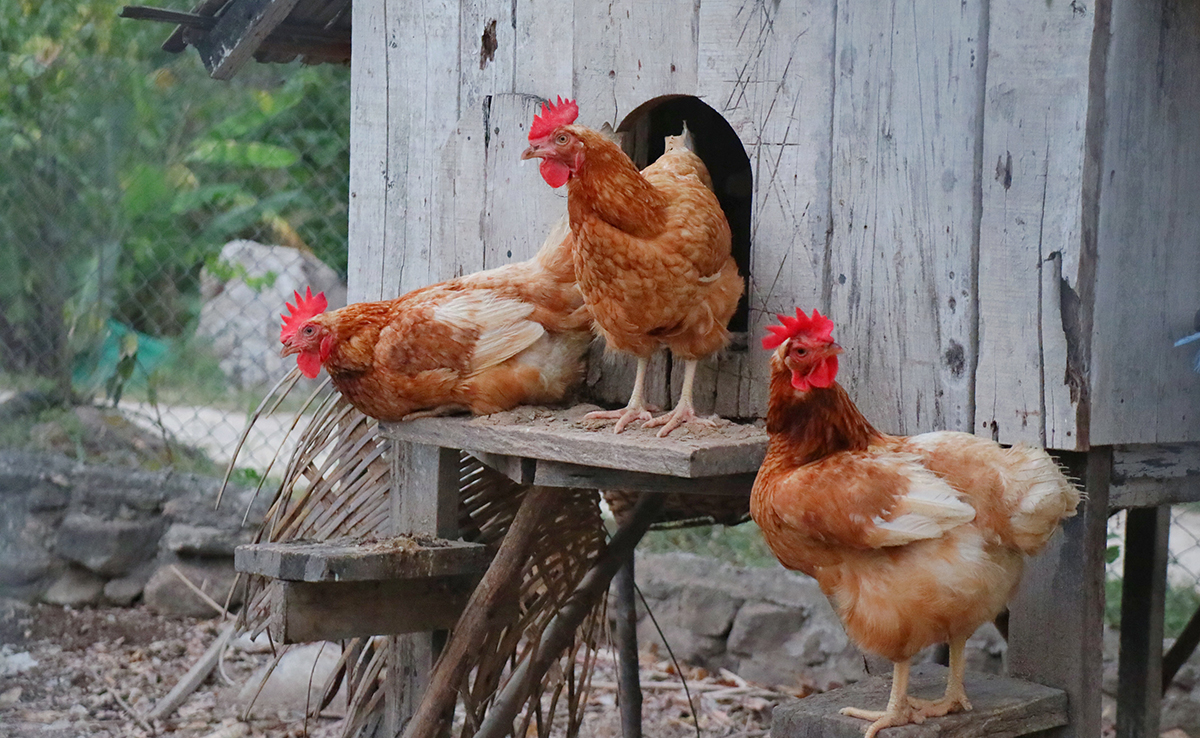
168,565 -> 230,620
105,688 -> 155,735
147,623 -> 237,722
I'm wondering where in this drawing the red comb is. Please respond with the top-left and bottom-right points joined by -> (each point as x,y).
529,96 -> 579,141
280,287 -> 327,342
762,308 -> 836,350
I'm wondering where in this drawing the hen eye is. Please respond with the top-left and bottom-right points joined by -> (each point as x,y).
303,326 -> 315,335
555,134 -> 569,145
793,347 -> 808,356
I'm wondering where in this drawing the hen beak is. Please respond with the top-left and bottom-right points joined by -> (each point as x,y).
280,342 -> 298,358
521,144 -> 544,160
830,343 -> 844,356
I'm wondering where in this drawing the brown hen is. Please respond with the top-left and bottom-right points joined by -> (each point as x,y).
522,98 -> 742,437
751,309 -> 1080,738
278,219 -> 591,421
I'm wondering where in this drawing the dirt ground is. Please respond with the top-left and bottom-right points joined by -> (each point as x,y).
0,601 -> 785,738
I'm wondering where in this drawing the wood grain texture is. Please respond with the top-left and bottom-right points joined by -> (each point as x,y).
347,0 -> 388,302
771,663 -> 1067,738
235,539 -> 491,582
195,0 -> 302,80
1110,443 -> 1200,508
348,0 -> 460,302
696,0 -> 836,420
382,411 -> 767,478
1007,449 -> 1110,738
826,0 -> 983,438
1115,505 -> 1168,738
1089,0 -> 1200,446
974,0 -> 1098,450
273,576 -> 477,643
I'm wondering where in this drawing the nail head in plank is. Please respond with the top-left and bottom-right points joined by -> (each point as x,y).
770,664 -> 1068,738
234,538 -> 492,582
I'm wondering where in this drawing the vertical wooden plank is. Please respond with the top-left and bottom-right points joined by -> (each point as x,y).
436,104 -> 489,281
1008,448 -> 1110,738
573,0 -> 700,127
696,0 -> 837,419
827,0 -> 984,437
1090,0 -> 1200,446
974,0 -> 1099,449
459,0 -> 516,115
349,0 -> 460,302
386,442 -> 460,736
1116,505 -> 1168,738
513,0 -> 573,97
482,94 -> 571,269
347,0 -> 388,302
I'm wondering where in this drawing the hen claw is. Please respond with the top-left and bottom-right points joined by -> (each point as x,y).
643,405 -> 717,438
840,704 -> 925,738
908,694 -> 972,719
584,407 -> 656,434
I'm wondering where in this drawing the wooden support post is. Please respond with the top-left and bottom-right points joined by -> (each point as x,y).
386,442 -> 460,738
614,553 -> 643,738
1007,448 -> 1110,738
1116,505 -> 1169,738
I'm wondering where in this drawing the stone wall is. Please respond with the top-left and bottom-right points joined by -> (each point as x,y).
0,450 -> 264,616
630,552 -> 1006,691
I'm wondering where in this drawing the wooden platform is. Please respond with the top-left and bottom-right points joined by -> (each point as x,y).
771,664 -> 1068,738
235,537 -> 493,643
384,405 -> 768,494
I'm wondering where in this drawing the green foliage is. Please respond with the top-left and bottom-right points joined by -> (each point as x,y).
639,522 -> 780,569
1105,575 -> 1200,640
0,0 -> 348,399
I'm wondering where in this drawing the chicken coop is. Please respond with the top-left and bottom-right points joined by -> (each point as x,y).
128,0 -> 1200,736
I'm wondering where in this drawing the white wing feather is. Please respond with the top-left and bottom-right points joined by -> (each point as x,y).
433,293 -> 545,375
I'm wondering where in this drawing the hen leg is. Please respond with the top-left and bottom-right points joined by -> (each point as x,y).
584,356 -> 655,433
910,634 -> 972,718
644,359 -> 717,438
839,661 -> 924,738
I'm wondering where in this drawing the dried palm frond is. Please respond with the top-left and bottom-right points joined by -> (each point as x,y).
225,380 -> 609,737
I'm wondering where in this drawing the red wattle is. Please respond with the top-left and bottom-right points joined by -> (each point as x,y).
540,159 -> 571,188
808,356 -> 839,388
297,352 -> 323,379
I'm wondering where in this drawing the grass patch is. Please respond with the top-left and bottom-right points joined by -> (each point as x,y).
638,521 -> 780,569
1105,575 -> 1200,639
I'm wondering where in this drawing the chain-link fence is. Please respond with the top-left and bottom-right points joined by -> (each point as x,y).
0,2 -> 349,477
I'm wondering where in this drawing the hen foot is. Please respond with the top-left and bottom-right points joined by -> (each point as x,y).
584,406 -> 656,433
643,403 -> 718,438
839,704 -> 925,738
908,694 -> 972,719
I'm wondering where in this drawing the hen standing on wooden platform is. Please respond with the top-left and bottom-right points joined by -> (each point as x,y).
522,97 -> 743,437
750,309 -> 1080,738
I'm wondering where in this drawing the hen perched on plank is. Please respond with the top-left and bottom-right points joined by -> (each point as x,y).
751,309 -> 1080,738
522,97 -> 742,437
279,219 -> 591,421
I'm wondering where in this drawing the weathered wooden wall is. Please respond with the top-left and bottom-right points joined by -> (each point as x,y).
349,0 -> 1200,447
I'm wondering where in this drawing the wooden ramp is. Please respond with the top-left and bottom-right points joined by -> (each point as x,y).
771,664 -> 1067,738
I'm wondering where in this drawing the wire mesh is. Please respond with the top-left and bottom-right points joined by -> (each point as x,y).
0,2 -> 349,477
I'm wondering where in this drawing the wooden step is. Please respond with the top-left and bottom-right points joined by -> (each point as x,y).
771,664 -> 1068,738
235,538 -> 493,643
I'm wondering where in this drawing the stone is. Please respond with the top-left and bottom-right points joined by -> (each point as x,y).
238,642 -> 345,718
42,566 -> 106,607
727,601 -> 807,656
55,513 -> 164,577
143,558 -> 244,618
0,646 -> 38,677
160,523 -> 251,557
102,560 -> 157,606
196,240 -> 346,390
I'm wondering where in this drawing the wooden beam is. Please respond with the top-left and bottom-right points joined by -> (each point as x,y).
235,539 -> 491,582
271,576 -> 478,643
771,664 -> 1067,738
613,555 -> 642,738
1115,505 -> 1169,738
533,461 -> 755,497
383,411 -> 767,478
191,0 -> 303,80
1007,448 -> 1110,738
1110,443 -> 1200,509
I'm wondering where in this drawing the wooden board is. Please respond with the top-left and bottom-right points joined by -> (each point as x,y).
272,576 -> 478,643
1089,0 -> 1200,446
382,406 -> 767,478
193,0 -> 302,80
826,0 -> 983,438
1109,443 -> 1200,509
696,0 -> 836,420
771,663 -> 1067,738
235,538 -> 492,582
973,0 -> 1098,450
